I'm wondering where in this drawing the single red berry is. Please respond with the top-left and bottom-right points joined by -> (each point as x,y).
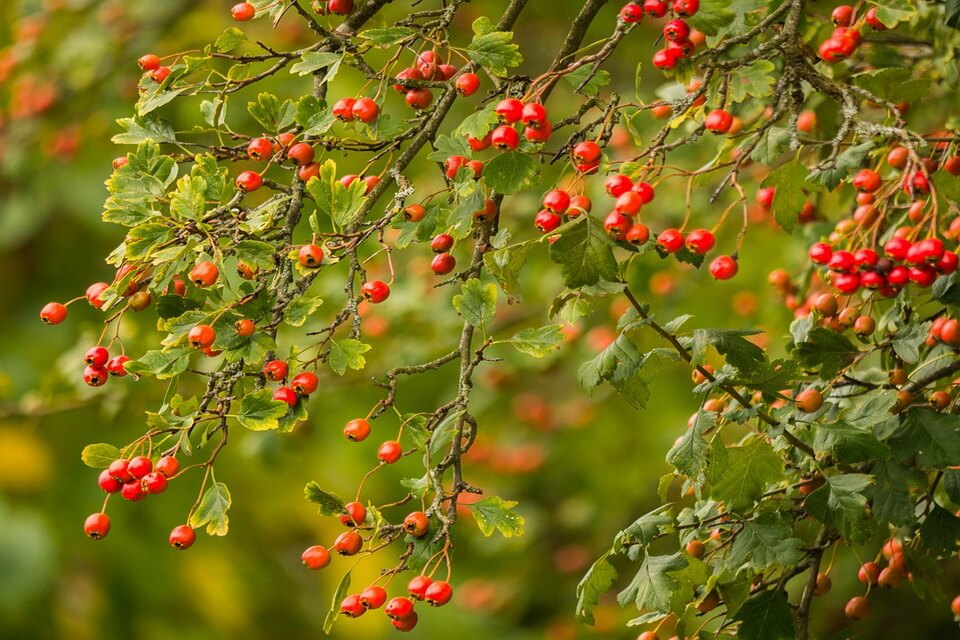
234,319 -> 256,338
344,418 -> 371,442
431,253 -> 456,275
86,282 -> 109,309
632,181 -> 655,203
884,236 -> 912,260
455,72 -> 480,96
808,242 -> 833,265
525,121 -> 553,142
231,3 -> 255,21
604,212 -> 631,239
352,97 -> 380,123
143,471 -> 168,494
247,137 -> 273,160
273,387 -> 298,407
128,455 -> 153,479
404,204 -> 426,222
431,233 -> 454,253
845,596 -> 871,620
709,255 -> 738,280
98,469 -> 122,493
445,155 -> 470,180
291,371 -> 319,395
299,244 -> 324,267
360,586 -> 387,609
466,132 -> 491,151
644,0 -> 669,18
521,102 -> 548,129
833,271 -> 861,293
495,98 -> 524,123
391,611 -> 418,631
85,346 -> 109,367
83,366 -> 108,387
832,5 -> 853,26
113,156 -> 129,170
852,169 -> 881,192
405,88 -> 434,109
437,64 -> 457,81
332,97 -> 356,121
535,210 -> 563,233
385,596 -> 415,620
151,66 -> 171,83
626,223 -> 650,245
491,125 -> 520,150
138,54 -> 160,71
84,513 -> 111,540
408,575 -> 433,600
756,187 -> 776,208
828,250 -> 856,273
236,171 -> 262,192
685,229 -> 715,255
424,581 -> 453,606
121,480 -> 146,502
188,324 -> 216,349
333,530 -> 363,555
664,19 -> 690,42
190,261 -> 219,287
572,140 -> 601,164
864,6 -> 887,30
287,142 -> 315,166
542,189 -> 571,214
340,501 -> 367,527
951,594 -> 960,616
615,190 -> 644,215
704,109 -> 733,134
302,545 -> 331,569
393,67 -> 423,93
40,302 -> 68,325
169,525 -> 196,550
568,195 -> 592,217
378,440 -> 403,464
340,594 -> 366,618
156,456 -> 180,478
673,0 -> 699,17
652,48 -> 682,70
361,280 -> 391,303
619,3 -> 643,23
945,157 -> 960,176
108,459 -> 133,483
939,251 -> 959,274
403,511 -> 429,537
605,174 -> 633,198
328,0 -> 354,15
657,228 -> 684,253
263,359 -> 288,382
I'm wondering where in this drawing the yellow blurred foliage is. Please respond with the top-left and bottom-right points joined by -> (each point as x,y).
0,426 -> 52,491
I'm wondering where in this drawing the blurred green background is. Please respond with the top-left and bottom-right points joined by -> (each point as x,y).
1,1 -> 957,639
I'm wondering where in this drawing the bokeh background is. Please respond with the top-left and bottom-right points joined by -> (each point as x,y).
1,1 -> 957,639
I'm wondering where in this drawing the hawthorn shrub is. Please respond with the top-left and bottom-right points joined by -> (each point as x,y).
30,0 -> 960,637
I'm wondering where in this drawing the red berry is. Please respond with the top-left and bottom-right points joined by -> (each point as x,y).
85,346 -> 109,367
40,302 -> 67,325
604,174 -> 633,198
143,471 -> 168,494
385,596 -> 415,620
657,228 -> 684,253
291,371 -> 319,396
151,66 -> 171,83
495,98 -> 524,123
263,359 -> 288,381
455,72 -> 480,97
332,97 -> 356,121
572,140 -> 601,164
108,459 -> 133,483
169,525 -> 196,550
360,280 -> 390,303
832,5 -> 853,26
360,586 -> 387,609
644,0 -> 669,18
121,480 -> 146,502
340,594 -> 366,618
340,501 -> 367,527
619,3 -> 643,23
302,545 -> 331,569
273,387 -> 297,407
247,137 -> 273,160
939,251 -> 959,274
190,261 -> 219,287
852,169 -> 881,192
604,212 -> 631,239
84,513 -> 111,540
236,171 -> 262,192
83,366 -> 108,387
521,102 -> 547,129
352,97 -> 379,123
98,469 -> 122,493
864,6 -> 887,30
403,511 -> 430,537
884,237 -> 912,260
833,271 -> 861,293
709,255 -> 738,280
626,223 -> 650,245
705,109 -> 733,134
685,229 -> 715,254
543,189 -> 571,214
664,19 -> 690,42
405,88 -> 433,109
491,125 -> 520,150
328,0 -> 354,15
128,455 -> 153,479
632,182 -> 655,203
568,195 -> 592,217
105,355 -> 130,377
431,233 -> 454,253
808,242 -> 833,265
535,210 -> 563,233
231,2 -> 255,21
299,244 -> 324,267
828,250 -> 856,273
407,575 -> 433,600
138,54 -> 160,71
344,418 -> 371,442
287,142 -> 315,166
845,596 -> 871,620
652,48 -> 682,70
673,0 -> 699,17
86,282 -> 109,308
188,324 -> 216,349
424,580 -> 453,606
333,530 -> 362,555
431,253 -> 456,275
378,440 -> 403,464
391,612 -> 419,631
393,67 -> 422,93
156,456 -> 179,478
466,133 -> 491,151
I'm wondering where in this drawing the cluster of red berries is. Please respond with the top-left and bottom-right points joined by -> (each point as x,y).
311,0 -> 354,16
392,50 -> 479,111
618,0 -> 704,71
137,53 -> 170,84
842,538 -> 910,621
79,345 -> 130,388
817,5 -> 888,63
84,454 -> 195,549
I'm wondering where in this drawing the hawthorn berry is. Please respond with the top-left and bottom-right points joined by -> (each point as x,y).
143,471 -> 168,494
615,191 -> 643,215
704,109 -> 733,134
814,572 -> 832,596
352,97 -> 380,123
656,228 -> 684,253
84,513 -> 111,540
302,545 -> 331,569
403,511 -> 429,537
127,455 -> 152,479
391,612 -> 419,632
405,88 -> 433,109
491,125 -> 520,150
951,594 -> 960,616
332,97 -> 356,121
340,594 -> 366,618
121,480 -> 146,502
673,0 -> 699,16
604,174 -> 633,197
273,387 -> 298,407
796,387 -> 823,413
403,204 -> 426,222
333,530 -> 363,555
466,133 -> 491,151
169,525 -> 196,550
632,181 -> 655,203
495,98 -> 524,123
86,282 -> 109,309
852,169 -> 881,192
344,418 -> 371,442
138,53 -> 160,71
247,136 -> 273,160
151,66 -> 171,83
832,5 -> 853,26
108,459 -> 133,483
864,6 -> 887,30
299,243 -> 324,267
619,3 -> 643,23
431,233 -> 454,253
521,102 -> 547,129
643,0 -> 669,18
407,575 -> 433,600
232,319 -> 255,338
83,365 -> 108,387
236,170 -> 262,192
431,253 -> 456,275
385,596 -> 415,620
361,280 -> 390,303
685,540 -> 705,558
543,189 -> 571,214
377,440 -> 403,464
188,324 -> 216,349
626,223 -> 650,245
568,195 -> 592,217
263,359 -> 288,382
287,142 -> 315,166
85,346 -> 109,367
845,596 -> 871,620
603,212 -> 630,239
684,229 -> 715,254
360,586 -> 387,609
156,456 -> 179,478
340,501 -> 367,527
190,261 -> 219,287
40,302 -> 67,325
664,19 -> 690,42
98,469 -> 122,493
709,255 -> 738,280
887,145 -> 908,169
291,371 -> 319,396
231,3 -> 255,21
652,48 -> 682,70
572,140 -> 601,164
535,210 -> 563,233
858,561 -> 880,585
424,580 -> 453,606
113,157 -> 129,170
455,72 -> 480,96
328,0 -> 354,14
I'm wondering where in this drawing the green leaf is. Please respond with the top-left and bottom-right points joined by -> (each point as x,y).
323,570 -> 352,634
948,0 -> 960,29
578,334 -> 643,392
215,27 -> 247,52
724,513 -> 803,572
794,327 -> 859,379
112,115 -> 177,144
888,408 -> 960,468
405,528 -> 445,572
170,175 -> 207,220
870,0 -> 916,28
507,325 -> 564,357
247,92 -> 296,132
804,474 -> 874,543
483,151 -> 537,194
563,67 -> 612,97
749,126 -> 790,166
870,459 -> 922,527
853,67 -> 929,103
234,240 -> 276,271
618,553 -> 703,615
808,142 -> 874,191
484,241 -> 530,297
283,295 -> 323,327
188,481 -> 231,536
296,95 -> 337,136
304,481 -> 347,516
358,26 -> 417,45
290,51 -> 341,76
919,504 -> 960,556
708,437 -> 784,511
328,338 -> 371,375
667,412 -> 714,479
613,505 -> 674,552
576,552 -> 618,625
813,422 -> 889,464
733,590 -> 796,640
453,278 -> 498,327
729,61 -> 775,102
549,216 -> 619,289
891,321 -> 929,364
471,496 -> 525,537
305,160 -> 367,227
124,347 -> 190,379
686,0 -> 735,35
125,222 -> 171,260
465,19 -> 523,76
691,328 -> 765,374
761,160 -> 811,233
236,389 -> 288,431
457,108 -> 500,141
81,443 -> 122,468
